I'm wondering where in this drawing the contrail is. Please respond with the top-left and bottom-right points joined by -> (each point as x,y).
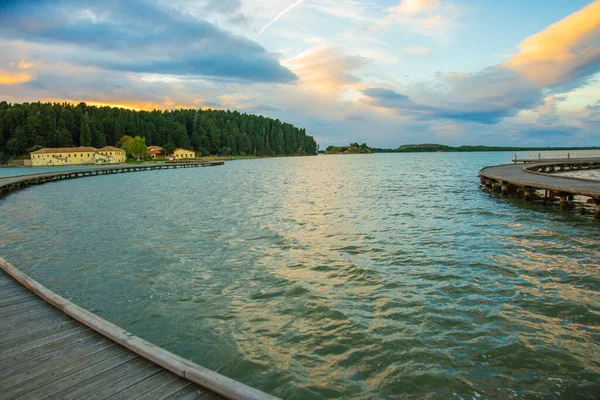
258,0 -> 303,36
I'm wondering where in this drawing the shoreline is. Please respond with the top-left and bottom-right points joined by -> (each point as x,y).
1,153 -> 318,168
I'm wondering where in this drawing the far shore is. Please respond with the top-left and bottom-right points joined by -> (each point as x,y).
2,153 -> 317,168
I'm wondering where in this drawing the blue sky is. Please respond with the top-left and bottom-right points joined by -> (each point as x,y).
1,0 -> 599,148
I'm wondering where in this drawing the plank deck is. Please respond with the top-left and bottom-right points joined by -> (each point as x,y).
479,160 -> 600,198
0,269 -> 225,400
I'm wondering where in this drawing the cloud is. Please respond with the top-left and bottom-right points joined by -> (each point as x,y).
362,66 -> 543,124
362,87 -> 410,104
0,69 -> 32,85
361,1 -> 600,125
0,0 -> 296,83
387,0 -> 439,15
381,0 -> 462,40
165,0 -> 251,25
282,45 -> 365,96
504,0 -> 600,88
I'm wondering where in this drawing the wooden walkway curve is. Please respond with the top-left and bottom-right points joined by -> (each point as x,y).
0,265 -> 226,400
0,162 -> 279,400
479,158 -> 600,218
0,161 -> 224,198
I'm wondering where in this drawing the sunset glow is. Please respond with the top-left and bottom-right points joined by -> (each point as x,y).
0,0 -> 598,147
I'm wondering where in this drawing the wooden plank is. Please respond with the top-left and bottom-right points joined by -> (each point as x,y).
10,349 -> 136,400
0,319 -> 80,349
0,313 -> 72,342
0,336 -> 115,388
0,284 -> 30,298
46,357 -> 162,400
0,304 -> 58,328
0,290 -> 37,307
0,297 -> 50,318
479,162 -> 600,198
0,295 -> 42,310
0,278 -> 22,291
106,370 -> 181,400
165,386 -> 222,400
0,259 -> 270,400
0,324 -> 88,362
134,377 -> 193,399
0,329 -> 99,369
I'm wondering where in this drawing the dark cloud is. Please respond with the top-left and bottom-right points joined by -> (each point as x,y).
0,0 -> 295,83
362,88 -> 409,102
362,66 -> 545,124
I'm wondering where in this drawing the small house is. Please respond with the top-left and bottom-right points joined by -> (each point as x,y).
172,148 -> 195,160
146,146 -> 164,159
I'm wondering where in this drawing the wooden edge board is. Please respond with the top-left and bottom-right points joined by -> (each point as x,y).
0,258 -> 279,400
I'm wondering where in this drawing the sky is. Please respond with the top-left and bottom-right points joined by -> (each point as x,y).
0,0 -> 599,148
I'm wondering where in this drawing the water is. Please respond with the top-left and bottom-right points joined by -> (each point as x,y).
1,152 -> 599,399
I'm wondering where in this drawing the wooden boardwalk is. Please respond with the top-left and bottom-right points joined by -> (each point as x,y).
0,161 -> 224,198
0,268 -> 224,400
0,162 -> 279,400
479,158 -> 600,218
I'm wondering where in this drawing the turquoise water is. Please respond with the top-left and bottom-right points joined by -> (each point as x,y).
1,152 -> 599,399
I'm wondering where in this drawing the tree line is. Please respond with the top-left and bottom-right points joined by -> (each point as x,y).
0,101 -> 318,161
371,144 -> 600,153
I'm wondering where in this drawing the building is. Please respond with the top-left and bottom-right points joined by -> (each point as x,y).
97,146 -> 127,164
30,146 -> 126,166
172,148 -> 195,160
30,147 -> 98,166
146,146 -> 164,159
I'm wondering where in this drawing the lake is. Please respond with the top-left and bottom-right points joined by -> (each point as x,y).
1,151 -> 599,399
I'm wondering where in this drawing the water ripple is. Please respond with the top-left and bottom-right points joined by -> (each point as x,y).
1,151 -> 599,399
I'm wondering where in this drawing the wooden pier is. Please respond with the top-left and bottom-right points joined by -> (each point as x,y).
0,161 -> 280,400
0,259 -> 278,400
0,161 -> 224,198
479,158 -> 600,219
0,268 -> 223,400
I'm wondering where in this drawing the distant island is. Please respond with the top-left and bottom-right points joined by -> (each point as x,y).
325,143 -> 372,154
370,144 -> 600,153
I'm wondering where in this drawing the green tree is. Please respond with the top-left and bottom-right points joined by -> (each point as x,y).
163,142 -> 176,156
0,101 -> 319,163
117,135 -> 133,149
90,117 -> 106,148
7,126 -> 27,155
80,119 -> 92,147
127,136 -> 147,161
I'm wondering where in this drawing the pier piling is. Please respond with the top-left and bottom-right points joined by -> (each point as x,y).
479,157 -> 600,222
